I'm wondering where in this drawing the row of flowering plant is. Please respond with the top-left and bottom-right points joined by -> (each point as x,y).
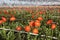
0,8 -> 60,40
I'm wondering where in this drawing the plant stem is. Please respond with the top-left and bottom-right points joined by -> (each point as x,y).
27,33 -> 30,40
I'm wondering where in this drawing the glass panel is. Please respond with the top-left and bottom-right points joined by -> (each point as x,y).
0,0 -> 60,7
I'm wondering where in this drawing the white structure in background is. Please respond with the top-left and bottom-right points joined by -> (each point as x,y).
0,0 -> 60,7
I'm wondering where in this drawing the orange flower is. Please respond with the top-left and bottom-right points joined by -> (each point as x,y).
2,16 -> 7,22
24,26 -> 31,32
39,11 -> 43,14
32,28 -> 39,34
10,16 -> 16,21
58,9 -> 60,12
3,10 -> 8,14
31,15 -> 34,18
37,17 -> 43,21
29,21 -> 35,27
0,20 -> 3,24
51,24 -> 56,30
47,20 -> 53,25
16,26 -> 22,31
34,21 -> 41,27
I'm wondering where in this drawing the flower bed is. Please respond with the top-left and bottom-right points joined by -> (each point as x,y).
0,7 -> 60,40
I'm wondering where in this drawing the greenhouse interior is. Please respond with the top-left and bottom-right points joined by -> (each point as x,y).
0,0 -> 60,40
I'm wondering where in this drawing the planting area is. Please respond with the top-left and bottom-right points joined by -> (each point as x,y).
0,7 -> 60,40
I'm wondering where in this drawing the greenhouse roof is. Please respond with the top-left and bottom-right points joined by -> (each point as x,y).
0,0 -> 60,7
